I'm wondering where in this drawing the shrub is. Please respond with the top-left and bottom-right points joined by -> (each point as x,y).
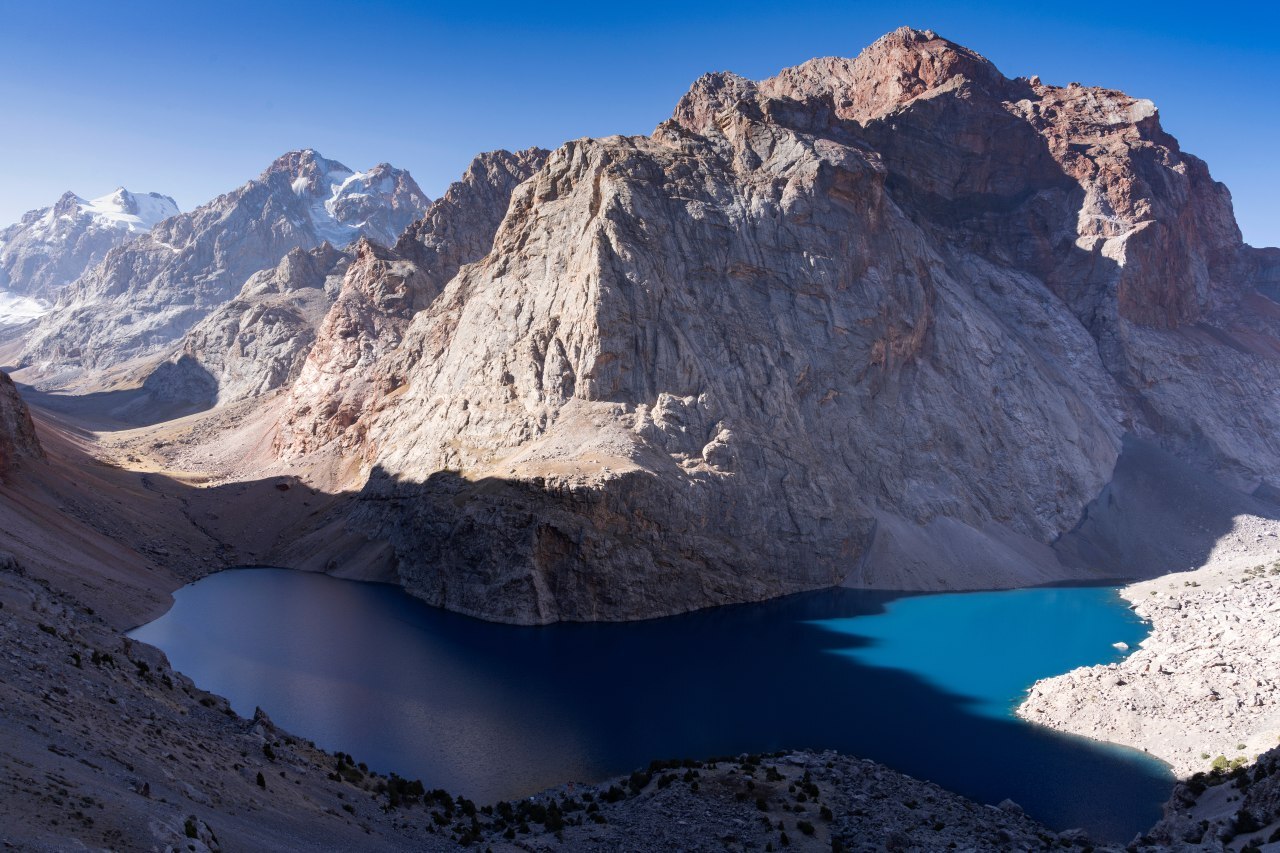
628,770 -> 652,793
256,772 -> 266,789
1236,811 -> 1262,834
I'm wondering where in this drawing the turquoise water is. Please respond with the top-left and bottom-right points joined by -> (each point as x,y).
130,570 -> 1171,841
811,586 -> 1149,719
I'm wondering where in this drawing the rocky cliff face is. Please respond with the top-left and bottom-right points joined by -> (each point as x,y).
20,150 -> 428,377
0,371 -> 42,475
394,148 -> 550,283
273,239 -> 435,458
274,148 -> 548,456
143,150 -> 546,418
278,28 -> 1279,624
142,244 -> 351,407
0,188 -> 178,325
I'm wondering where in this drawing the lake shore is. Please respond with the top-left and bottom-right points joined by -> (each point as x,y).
1018,513 -> 1280,778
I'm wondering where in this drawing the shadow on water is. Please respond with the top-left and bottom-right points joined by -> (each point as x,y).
131,569 -> 1172,842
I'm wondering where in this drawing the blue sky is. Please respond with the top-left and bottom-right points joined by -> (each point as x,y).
2,1 -> 1276,246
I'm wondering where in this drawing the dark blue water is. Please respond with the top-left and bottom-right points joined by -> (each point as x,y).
129,569 -> 1172,841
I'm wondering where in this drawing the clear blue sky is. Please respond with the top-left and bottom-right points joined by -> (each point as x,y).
2,1 -> 1276,246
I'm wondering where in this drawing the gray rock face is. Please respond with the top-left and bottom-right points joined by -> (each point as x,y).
21,150 -> 428,377
147,150 -> 544,415
0,371 -> 42,474
274,148 -> 548,454
284,28 -> 1280,624
394,147 -> 550,284
274,239 -> 436,457
143,244 -> 351,407
0,188 -> 178,325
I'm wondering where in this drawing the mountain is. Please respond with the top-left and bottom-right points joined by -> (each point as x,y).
278,28 -> 1280,623
0,188 -> 178,323
142,244 -> 352,408
275,147 -> 549,456
20,150 -> 429,377
142,148 -> 547,414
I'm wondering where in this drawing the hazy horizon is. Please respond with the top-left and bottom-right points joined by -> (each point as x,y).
3,0 -> 1277,246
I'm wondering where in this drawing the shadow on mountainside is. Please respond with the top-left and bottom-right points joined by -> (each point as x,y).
0,403 -> 363,628
1055,435 -> 1280,578
13,380 -> 215,430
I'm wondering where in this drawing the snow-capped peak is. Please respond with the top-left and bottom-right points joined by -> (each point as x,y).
34,188 -> 179,237
80,189 -> 180,233
1,186 -> 180,302
264,149 -> 428,248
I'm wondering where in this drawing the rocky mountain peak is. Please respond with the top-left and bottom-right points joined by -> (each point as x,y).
671,28 -> 1005,137
266,148 -> 352,188
394,147 -> 549,278
104,187 -> 135,213
52,191 -> 82,217
759,27 -> 1004,123
0,186 -> 181,307
669,72 -> 758,135
271,243 -> 342,293
282,29 -> 1280,625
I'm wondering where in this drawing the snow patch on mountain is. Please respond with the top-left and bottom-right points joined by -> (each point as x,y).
0,291 -> 50,325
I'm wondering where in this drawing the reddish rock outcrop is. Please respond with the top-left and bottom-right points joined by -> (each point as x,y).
0,371 -> 42,474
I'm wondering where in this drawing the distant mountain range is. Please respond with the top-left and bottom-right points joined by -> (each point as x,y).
13,149 -> 428,376
0,188 -> 179,324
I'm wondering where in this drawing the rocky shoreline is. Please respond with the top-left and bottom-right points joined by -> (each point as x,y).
1019,513 -> 1280,778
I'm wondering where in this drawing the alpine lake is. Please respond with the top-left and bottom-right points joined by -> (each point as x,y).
129,568 -> 1172,841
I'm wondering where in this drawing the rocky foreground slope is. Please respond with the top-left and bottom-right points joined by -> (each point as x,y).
246,27 -> 1280,624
